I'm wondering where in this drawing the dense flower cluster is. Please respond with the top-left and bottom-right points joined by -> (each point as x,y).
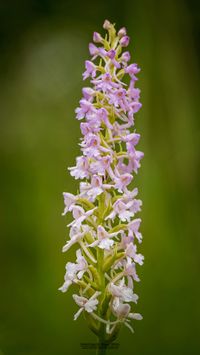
59,20 -> 144,337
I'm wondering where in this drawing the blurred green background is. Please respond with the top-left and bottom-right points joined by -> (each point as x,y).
0,0 -> 200,354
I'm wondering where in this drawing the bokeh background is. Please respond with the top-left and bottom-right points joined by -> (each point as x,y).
1,0 -> 200,354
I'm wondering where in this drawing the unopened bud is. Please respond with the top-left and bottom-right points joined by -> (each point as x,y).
93,32 -> 103,43
120,35 -> 130,47
118,27 -> 127,38
103,19 -> 112,30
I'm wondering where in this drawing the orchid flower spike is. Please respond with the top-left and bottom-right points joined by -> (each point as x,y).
59,20 -> 144,350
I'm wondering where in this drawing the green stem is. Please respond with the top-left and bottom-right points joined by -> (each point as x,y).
95,193 -> 114,355
96,330 -> 109,355
96,342 -> 108,355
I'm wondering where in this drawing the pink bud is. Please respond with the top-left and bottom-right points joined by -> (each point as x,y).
103,19 -> 112,30
82,87 -> 94,100
89,43 -> 99,56
120,36 -> 130,47
93,32 -> 102,43
121,51 -> 131,63
118,27 -> 127,38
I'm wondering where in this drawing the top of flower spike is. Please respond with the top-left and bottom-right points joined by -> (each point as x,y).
73,20 -> 143,189
77,20 -> 142,138
83,19 -> 141,86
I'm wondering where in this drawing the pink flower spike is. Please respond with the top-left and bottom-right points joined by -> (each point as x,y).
60,20 -> 144,338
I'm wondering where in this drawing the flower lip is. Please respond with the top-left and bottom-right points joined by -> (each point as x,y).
107,49 -> 116,59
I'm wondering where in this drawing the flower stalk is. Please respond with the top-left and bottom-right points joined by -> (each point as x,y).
59,19 -> 144,353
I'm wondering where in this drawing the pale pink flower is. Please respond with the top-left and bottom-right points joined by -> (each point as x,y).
128,219 -> 142,243
88,225 -> 121,250
62,192 -> 76,216
69,156 -> 90,179
83,60 -> 97,80
125,243 -> 144,265
62,225 -> 90,252
73,291 -> 101,320
109,279 -> 138,303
